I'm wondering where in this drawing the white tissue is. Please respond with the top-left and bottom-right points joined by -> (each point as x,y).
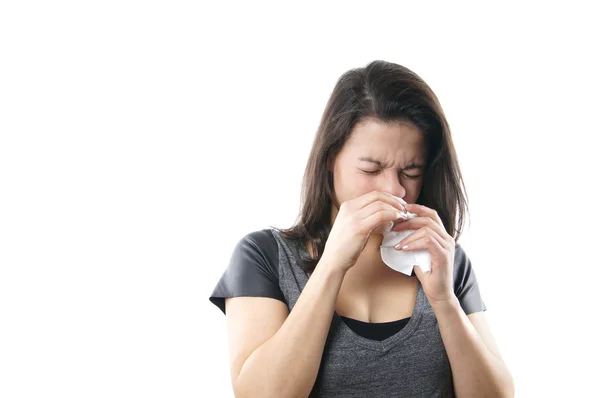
380,195 -> 432,276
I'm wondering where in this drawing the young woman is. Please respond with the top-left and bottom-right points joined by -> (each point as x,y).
209,60 -> 514,397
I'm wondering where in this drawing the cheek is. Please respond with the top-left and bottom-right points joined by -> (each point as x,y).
351,174 -> 379,198
402,178 -> 419,188
334,172 -> 374,202
356,175 -> 376,190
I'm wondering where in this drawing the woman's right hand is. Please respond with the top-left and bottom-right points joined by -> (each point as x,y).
321,191 -> 408,273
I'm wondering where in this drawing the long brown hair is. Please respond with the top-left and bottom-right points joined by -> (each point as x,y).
271,60 -> 470,274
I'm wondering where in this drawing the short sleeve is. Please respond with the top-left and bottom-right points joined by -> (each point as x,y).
209,229 -> 287,315
453,245 -> 487,315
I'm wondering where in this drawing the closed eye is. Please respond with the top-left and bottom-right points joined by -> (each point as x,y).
360,169 -> 422,179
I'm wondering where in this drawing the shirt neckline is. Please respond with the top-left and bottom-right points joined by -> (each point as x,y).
287,230 -> 426,352
331,281 -> 425,352
339,314 -> 411,325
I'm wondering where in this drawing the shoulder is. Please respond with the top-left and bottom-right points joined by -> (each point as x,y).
209,228 -> 284,315
237,228 -> 278,259
242,228 -> 278,252
231,228 -> 279,278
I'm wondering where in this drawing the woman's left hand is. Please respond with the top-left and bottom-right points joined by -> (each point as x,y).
391,203 -> 456,305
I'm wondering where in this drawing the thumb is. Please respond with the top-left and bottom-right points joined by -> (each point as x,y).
413,265 -> 424,280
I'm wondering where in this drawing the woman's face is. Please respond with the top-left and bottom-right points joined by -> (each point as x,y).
328,116 -> 428,215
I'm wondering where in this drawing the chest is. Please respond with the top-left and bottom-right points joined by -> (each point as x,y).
334,271 -> 418,323
310,304 -> 454,397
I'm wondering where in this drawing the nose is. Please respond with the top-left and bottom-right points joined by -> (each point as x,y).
381,169 -> 406,199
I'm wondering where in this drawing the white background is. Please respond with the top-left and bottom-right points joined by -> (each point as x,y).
1,1 -> 598,397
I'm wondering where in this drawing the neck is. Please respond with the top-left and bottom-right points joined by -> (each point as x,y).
349,234 -> 405,282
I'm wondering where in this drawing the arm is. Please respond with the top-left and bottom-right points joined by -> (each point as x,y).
431,297 -> 515,398
225,258 -> 346,398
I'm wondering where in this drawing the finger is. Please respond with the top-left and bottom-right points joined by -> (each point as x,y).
413,265 -> 427,279
361,209 -> 407,235
390,217 -> 414,231
398,233 -> 446,256
350,191 -> 407,213
358,201 -> 409,223
391,216 -> 449,242
395,227 -> 448,250
389,217 -> 411,230
403,203 -> 444,228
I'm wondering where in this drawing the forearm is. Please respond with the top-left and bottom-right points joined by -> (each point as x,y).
235,259 -> 346,398
431,296 -> 514,398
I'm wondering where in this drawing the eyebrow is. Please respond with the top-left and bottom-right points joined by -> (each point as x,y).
358,156 -> 426,170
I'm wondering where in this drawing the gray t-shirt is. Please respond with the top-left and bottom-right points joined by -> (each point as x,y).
209,227 -> 487,397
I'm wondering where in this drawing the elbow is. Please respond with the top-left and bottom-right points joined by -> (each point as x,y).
233,381 -> 310,398
500,364 -> 515,398
233,377 -> 297,398
503,375 -> 515,398
233,387 -> 296,398
491,373 -> 515,398
231,379 -> 244,398
494,356 -> 515,398
460,372 -> 515,398
498,387 -> 515,398
232,379 -> 256,398
490,372 -> 515,398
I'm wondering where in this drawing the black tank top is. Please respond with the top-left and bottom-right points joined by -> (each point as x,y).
339,315 -> 411,341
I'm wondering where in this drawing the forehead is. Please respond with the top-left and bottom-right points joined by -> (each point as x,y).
345,117 -> 427,160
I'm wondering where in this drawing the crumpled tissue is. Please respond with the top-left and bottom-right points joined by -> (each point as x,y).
379,195 -> 432,276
